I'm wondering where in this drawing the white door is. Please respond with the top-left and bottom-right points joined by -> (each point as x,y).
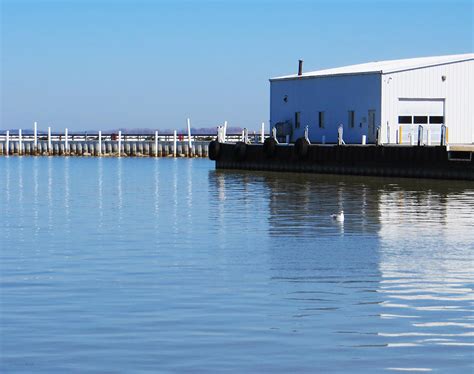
398,99 -> 445,144
398,99 -> 444,118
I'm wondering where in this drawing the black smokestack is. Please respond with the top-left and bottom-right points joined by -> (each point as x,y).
298,59 -> 303,76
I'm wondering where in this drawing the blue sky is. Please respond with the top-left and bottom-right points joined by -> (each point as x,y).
1,0 -> 473,131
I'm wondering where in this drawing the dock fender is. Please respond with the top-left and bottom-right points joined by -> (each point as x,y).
295,137 -> 310,158
209,140 -> 221,161
263,137 -> 277,157
234,142 -> 247,161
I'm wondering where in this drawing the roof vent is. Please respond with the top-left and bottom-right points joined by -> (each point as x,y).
298,60 -> 303,76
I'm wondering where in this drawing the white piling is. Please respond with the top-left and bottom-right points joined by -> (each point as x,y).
187,118 -> 192,153
118,131 -> 122,157
98,131 -> 102,155
155,131 -> 158,157
337,125 -> 343,145
223,121 -> 227,143
261,122 -> 265,143
6,130 -> 10,155
48,126 -> 52,153
241,129 -> 245,142
362,135 -> 366,145
304,125 -> 310,143
65,128 -> 69,154
173,130 -> 177,157
427,127 -> 431,146
34,121 -> 38,150
19,129 -> 22,155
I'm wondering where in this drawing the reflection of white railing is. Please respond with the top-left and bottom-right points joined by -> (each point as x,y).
397,124 -> 447,145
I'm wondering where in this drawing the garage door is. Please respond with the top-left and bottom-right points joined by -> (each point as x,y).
397,99 -> 445,125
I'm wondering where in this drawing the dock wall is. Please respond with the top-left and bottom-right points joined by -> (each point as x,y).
214,143 -> 474,181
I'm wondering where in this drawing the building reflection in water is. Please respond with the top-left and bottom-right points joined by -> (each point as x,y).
376,182 -> 474,352
208,169 -> 474,361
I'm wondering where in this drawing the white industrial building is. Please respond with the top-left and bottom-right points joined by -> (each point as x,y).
270,54 -> 473,145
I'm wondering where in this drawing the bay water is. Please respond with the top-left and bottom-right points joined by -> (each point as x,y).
1,157 -> 473,373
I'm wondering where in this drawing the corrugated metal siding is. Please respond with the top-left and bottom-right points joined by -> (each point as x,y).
270,74 -> 381,143
381,60 -> 473,144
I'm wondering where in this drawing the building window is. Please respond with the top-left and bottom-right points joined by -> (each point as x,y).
429,116 -> 444,124
348,110 -> 355,128
398,116 -> 412,124
295,112 -> 301,129
318,111 -> 325,128
413,116 -> 428,124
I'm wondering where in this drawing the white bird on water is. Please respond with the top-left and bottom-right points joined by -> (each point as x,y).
331,210 -> 344,222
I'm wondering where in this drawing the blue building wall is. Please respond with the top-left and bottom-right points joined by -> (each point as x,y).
270,73 -> 382,144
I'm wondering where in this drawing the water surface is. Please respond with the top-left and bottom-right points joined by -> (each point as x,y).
1,157 -> 473,373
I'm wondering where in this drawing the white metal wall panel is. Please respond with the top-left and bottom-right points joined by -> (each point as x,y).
270,74 -> 381,143
381,59 -> 474,144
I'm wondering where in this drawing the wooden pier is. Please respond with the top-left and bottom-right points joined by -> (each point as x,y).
0,123 -> 266,158
0,133 -> 210,158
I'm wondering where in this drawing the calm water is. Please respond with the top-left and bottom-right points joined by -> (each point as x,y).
1,157 -> 473,373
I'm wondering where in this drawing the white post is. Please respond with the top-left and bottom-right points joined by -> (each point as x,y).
261,122 -> 265,143
33,121 -> 38,149
48,126 -> 52,153
337,125 -> 343,145
173,130 -> 177,157
155,131 -> 158,157
362,135 -> 366,145
187,118 -> 192,148
241,129 -> 245,142
223,121 -> 227,143
6,130 -> 10,155
440,125 -> 447,146
118,130 -> 122,157
65,128 -> 69,153
417,125 -> 423,146
244,128 -> 248,144
19,129 -> 22,155
427,127 -> 431,146
98,130 -> 102,155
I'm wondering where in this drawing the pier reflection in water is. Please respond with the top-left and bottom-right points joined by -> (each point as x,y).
1,157 -> 473,373
209,170 -> 474,372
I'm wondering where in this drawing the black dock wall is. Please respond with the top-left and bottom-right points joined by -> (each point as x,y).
214,143 -> 474,181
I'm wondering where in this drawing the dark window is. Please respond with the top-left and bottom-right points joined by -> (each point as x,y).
429,116 -> 444,124
413,116 -> 428,124
295,112 -> 301,129
398,116 -> 412,124
318,111 -> 325,128
348,110 -> 355,128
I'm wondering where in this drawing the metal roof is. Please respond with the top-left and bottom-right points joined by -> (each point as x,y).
270,53 -> 474,81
